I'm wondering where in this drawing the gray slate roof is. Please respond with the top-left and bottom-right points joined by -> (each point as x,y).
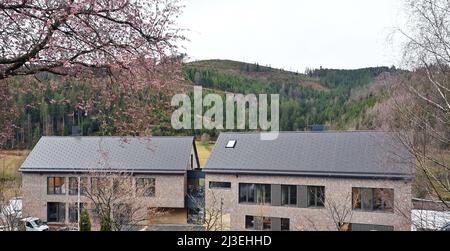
203,131 -> 415,179
20,136 -> 197,174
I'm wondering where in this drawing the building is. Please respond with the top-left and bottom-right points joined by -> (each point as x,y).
203,131 -> 415,231
19,136 -> 202,229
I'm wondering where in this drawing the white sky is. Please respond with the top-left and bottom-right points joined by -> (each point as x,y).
178,0 -> 407,71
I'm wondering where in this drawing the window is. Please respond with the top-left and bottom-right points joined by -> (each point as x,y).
69,177 -> 89,196
245,215 -> 290,231
47,202 -> 65,223
245,215 -> 255,229
68,203 -> 86,223
281,185 -> 297,206
47,177 -> 66,195
136,178 -> 156,197
80,177 -> 88,195
262,217 -> 272,230
91,177 -> 109,194
226,140 -> 237,148
307,186 -> 325,207
239,184 -> 255,203
209,181 -> 231,189
281,218 -> 290,231
245,216 -> 270,230
348,223 -> 394,231
352,188 -> 394,213
239,183 -> 271,205
69,177 -> 78,195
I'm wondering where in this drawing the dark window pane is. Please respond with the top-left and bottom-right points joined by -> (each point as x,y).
245,216 -> 254,229
239,184 -> 247,203
282,185 -> 297,206
264,185 -> 271,204
281,186 -> 289,205
290,186 -> 297,205
247,184 -> 255,203
47,202 -> 65,223
209,182 -> 231,189
308,187 -> 315,206
281,218 -> 290,231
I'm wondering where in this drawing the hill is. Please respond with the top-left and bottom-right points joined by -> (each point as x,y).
3,59 -> 398,149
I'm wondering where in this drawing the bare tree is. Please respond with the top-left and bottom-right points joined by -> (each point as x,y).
76,140 -> 165,231
323,191 -> 355,231
0,185 -> 22,231
382,0 -> 450,208
197,190 -> 223,231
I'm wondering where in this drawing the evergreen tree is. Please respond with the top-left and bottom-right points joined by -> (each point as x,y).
79,209 -> 92,231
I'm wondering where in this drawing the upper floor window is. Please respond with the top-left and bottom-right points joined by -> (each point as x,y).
307,186 -> 325,207
69,177 -> 78,195
136,178 -> 155,197
281,185 -> 297,206
47,177 -> 65,195
209,181 -> 231,189
239,183 -> 271,205
352,188 -> 394,213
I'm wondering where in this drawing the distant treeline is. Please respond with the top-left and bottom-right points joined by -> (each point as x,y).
5,63 -> 393,149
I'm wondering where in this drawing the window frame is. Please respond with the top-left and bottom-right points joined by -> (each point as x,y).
47,177 -> 66,195
281,185 -> 297,206
47,202 -> 65,223
209,181 -> 232,189
307,186 -> 325,208
352,187 -> 394,213
239,183 -> 271,205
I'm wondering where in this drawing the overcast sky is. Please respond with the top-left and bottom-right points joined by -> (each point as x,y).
178,0 -> 407,71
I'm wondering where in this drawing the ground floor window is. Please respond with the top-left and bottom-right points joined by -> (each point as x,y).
68,203 -> 87,223
348,223 -> 394,231
245,215 -> 289,231
281,218 -> 290,231
47,202 -> 65,223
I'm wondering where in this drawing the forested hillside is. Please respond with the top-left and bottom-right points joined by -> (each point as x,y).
5,59 -> 398,149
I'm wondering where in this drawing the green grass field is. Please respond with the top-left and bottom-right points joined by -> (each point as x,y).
0,150 -> 28,182
195,142 -> 214,168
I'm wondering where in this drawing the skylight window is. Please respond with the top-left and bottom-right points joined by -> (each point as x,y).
226,140 -> 237,148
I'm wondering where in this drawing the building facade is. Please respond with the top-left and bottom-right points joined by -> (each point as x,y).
203,132 -> 415,231
19,136 -> 201,229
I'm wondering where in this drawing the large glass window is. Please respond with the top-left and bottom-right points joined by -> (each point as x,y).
307,186 -> 325,207
68,203 -> 87,223
281,185 -> 297,206
352,188 -> 394,213
47,177 -> 66,195
136,178 -> 155,197
239,183 -> 271,205
47,202 -> 65,223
